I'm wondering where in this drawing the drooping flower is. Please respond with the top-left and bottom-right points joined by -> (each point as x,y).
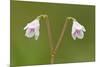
24,18 -> 40,40
71,19 -> 86,40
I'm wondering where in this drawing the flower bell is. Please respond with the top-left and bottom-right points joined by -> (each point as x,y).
24,17 -> 40,40
71,19 -> 86,40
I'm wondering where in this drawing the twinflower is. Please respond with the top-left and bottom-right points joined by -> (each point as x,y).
71,19 -> 86,40
24,17 -> 40,40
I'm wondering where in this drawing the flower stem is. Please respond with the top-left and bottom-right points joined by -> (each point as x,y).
44,15 -> 68,64
50,19 -> 68,64
54,20 -> 68,52
44,15 -> 54,63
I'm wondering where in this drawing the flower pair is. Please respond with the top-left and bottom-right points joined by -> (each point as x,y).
24,16 -> 86,40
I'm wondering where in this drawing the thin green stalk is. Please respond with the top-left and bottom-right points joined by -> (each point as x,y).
52,19 -> 68,64
54,20 -> 68,52
44,15 -> 54,64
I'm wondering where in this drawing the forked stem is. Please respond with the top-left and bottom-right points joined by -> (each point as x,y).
42,15 -> 70,64
51,19 -> 68,64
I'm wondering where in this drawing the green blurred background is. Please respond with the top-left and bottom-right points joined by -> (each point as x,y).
11,1 -> 95,66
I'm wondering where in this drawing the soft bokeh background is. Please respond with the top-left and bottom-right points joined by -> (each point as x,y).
11,1 -> 95,66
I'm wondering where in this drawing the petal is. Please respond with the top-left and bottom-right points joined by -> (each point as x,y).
76,30 -> 84,39
71,25 -> 76,40
73,20 -> 83,30
25,28 -> 35,38
82,25 -> 86,32
34,20 -> 40,40
30,19 -> 40,28
24,19 -> 40,29
24,23 -> 30,30
71,21 -> 79,40
35,31 -> 39,40
72,33 -> 76,40
72,21 -> 76,35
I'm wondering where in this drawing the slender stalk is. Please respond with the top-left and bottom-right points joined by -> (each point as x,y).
50,19 -> 68,64
44,15 -> 54,64
45,15 -> 53,52
54,20 -> 68,52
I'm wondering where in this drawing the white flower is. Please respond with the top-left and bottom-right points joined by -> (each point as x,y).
72,19 -> 86,40
24,18 -> 40,40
